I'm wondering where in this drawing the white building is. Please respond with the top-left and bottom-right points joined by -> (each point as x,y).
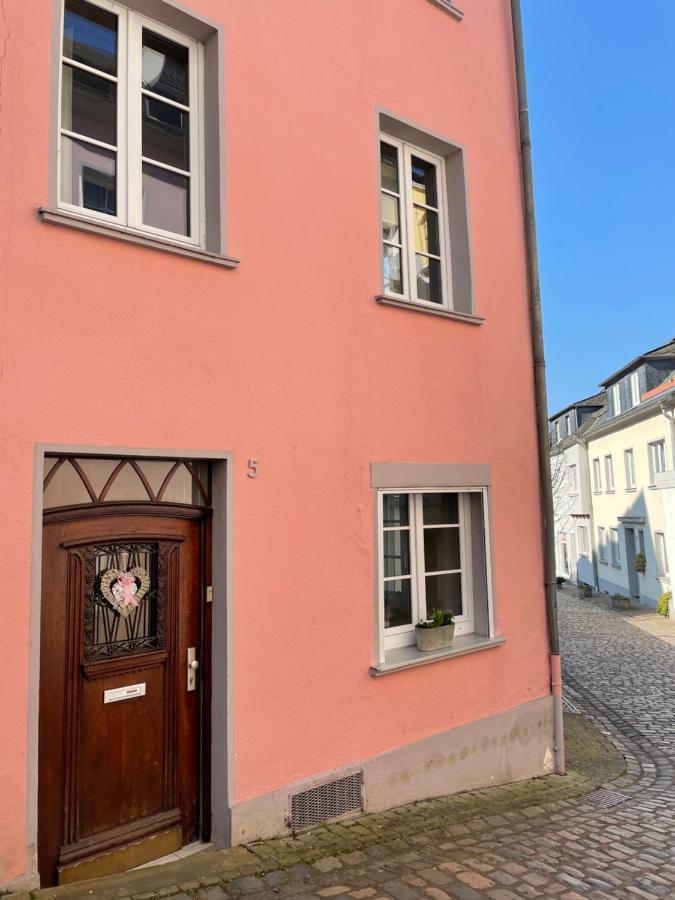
550,338 -> 675,611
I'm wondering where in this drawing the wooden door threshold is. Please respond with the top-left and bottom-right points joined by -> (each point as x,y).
58,826 -> 182,885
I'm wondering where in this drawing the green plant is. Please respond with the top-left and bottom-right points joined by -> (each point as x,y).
417,609 -> 455,629
632,552 -> 646,573
657,591 -> 672,617
611,593 -> 631,603
556,576 -> 566,586
578,581 -> 592,596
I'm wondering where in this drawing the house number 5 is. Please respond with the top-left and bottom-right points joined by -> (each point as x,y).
247,459 -> 258,479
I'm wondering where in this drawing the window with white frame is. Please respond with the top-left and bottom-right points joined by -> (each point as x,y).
568,464 -> 578,494
592,457 -> 602,492
604,454 -> 615,492
379,489 -> 490,651
577,524 -> 590,556
380,138 -> 450,307
59,0 -> 203,244
611,384 -> 621,417
561,539 -> 569,574
648,440 -> 667,484
565,414 -> 571,437
655,532 -> 669,577
629,371 -> 640,408
598,527 -> 607,563
624,448 -> 636,490
610,527 -> 621,565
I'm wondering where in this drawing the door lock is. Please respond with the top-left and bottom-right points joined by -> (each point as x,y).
187,647 -> 199,692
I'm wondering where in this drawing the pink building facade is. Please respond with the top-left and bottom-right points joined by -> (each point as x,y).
0,0 -> 558,890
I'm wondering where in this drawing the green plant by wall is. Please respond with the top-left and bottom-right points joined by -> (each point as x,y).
417,609 -> 455,629
657,591 -> 672,618
632,552 -> 646,573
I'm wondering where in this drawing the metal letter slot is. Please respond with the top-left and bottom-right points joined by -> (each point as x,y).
187,646 -> 199,692
104,683 -> 146,704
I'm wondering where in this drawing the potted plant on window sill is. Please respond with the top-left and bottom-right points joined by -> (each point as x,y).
415,609 -> 455,652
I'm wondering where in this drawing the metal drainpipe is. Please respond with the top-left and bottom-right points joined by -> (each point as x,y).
510,0 -> 565,774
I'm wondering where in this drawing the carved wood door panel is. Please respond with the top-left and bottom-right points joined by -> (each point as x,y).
38,514 -> 203,887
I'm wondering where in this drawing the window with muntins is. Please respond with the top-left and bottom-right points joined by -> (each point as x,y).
598,527 -> 607,563
379,489 -> 490,652
604,454 -> 615,492
624,449 -> 636,489
593,458 -> 602,492
568,464 -> 578,494
648,440 -> 667,484
59,0 -> 203,244
610,527 -> 620,565
380,138 -> 450,308
630,371 -> 640,408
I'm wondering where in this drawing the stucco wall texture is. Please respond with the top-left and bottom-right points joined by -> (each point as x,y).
0,0 -> 551,883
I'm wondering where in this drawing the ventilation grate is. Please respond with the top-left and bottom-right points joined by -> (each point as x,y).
562,694 -> 582,714
580,789 -> 629,809
289,772 -> 363,831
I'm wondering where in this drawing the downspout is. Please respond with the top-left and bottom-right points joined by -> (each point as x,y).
510,0 -> 565,774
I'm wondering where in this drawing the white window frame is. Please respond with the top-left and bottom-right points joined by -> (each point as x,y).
604,454 -> 615,492
561,539 -> 569,575
655,532 -> 669,577
624,448 -> 636,490
611,384 -> 621,417
592,457 -> 602,493
377,488 -> 491,657
568,464 -> 578,495
610,527 -> 621,566
57,0 -> 205,247
629,371 -> 640,408
598,527 -> 607,564
648,439 -> 667,485
577,524 -> 590,557
379,136 -> 452,310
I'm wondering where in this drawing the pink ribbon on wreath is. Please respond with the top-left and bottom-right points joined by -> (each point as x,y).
116,573 -> 138,607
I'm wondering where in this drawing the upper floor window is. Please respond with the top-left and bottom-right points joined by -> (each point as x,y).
592,457 -> 602,493
655,532 -> 669,577
59,0 -> 203,245
611,384 -> 621,417
598,526 -> 607,563
604,454 -> 615,492
624,448 -> 636,490
568,464 -> 578,494
380,139 -> 450,307
610,527 -> 621,566
629,371 -> 640,408
648,439 -> 667,484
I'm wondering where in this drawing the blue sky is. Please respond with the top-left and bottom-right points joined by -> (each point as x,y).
521,1 -> 675,415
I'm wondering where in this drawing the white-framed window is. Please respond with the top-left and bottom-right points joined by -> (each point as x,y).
565,414 -> 571,437
655,532 -> 669,577
604,454 -> 615,492
598,527 -> 607,564
592,457 -> 602,493
637,529 -> 645,556
380,137 -> 451,308
378,488 -> 491,652
577,524 -> 590,556
611,384 -> 621,417
561,539 -> 570,575
648,440 -> 667,484
629,371 -> 640,408
59,0 -> 203,245
610,527 -> 621,566
568,464 -> 578,494
624,448 -> 636,490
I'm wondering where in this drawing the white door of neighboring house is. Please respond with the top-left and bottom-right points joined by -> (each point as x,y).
569,533 -> 577,583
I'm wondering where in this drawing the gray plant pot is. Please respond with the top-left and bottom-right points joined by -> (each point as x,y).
415,622 -> 455,652
611,596 -> 631,611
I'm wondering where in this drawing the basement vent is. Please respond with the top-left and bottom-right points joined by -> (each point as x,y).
289,772 -> 363,831
580,789 -> 629,809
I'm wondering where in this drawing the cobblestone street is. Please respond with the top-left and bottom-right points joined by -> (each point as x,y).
28,593 -> 675,900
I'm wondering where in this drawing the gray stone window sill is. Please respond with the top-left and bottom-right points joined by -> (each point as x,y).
611,563 -> 622,569
426,0 -> 464,20
599,559 -> 608,566
605,490 -> 615,495
625,487 -> 637,493
39,208 -> 240,269
376,295 -> 483,325
370,634 -> 505,677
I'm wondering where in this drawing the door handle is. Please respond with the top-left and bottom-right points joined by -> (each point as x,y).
187,647 -> 198,692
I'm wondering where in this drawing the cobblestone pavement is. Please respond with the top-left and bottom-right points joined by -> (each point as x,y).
26,593 -> 675,900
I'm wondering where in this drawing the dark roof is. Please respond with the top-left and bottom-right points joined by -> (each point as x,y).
600,337 -> 675,386
549,391 -> 606,422
585,381 -> 675,437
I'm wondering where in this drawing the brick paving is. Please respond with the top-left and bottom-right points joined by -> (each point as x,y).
24,592 -> 675,900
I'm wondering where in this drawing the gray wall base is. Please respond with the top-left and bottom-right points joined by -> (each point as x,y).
230,695 -> 554,845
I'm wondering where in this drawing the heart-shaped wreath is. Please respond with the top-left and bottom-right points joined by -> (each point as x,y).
100,567 -> 150,618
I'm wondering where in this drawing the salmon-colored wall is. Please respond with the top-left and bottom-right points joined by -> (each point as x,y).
0,0 -> 550,883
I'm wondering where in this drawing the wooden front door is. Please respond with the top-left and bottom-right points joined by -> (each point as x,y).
38,512 -> 206,886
